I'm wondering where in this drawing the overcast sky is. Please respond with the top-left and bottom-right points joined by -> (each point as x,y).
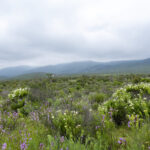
0,0 -> 150,68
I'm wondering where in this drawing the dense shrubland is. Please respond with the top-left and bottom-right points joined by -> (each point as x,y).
0,74 -> 150,150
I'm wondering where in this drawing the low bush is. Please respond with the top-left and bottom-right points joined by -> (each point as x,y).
103,83 -> 150,125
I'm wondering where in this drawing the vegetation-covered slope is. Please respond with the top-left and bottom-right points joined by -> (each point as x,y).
0,74 -> 150,150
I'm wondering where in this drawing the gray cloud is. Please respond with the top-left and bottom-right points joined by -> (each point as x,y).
0,0 -> 150,68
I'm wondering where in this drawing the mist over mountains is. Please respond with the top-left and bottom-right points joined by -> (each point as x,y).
0,58 -> 150,79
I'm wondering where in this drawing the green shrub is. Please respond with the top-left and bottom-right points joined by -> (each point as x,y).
8,88 -> 29,112
103,83 -> 150,125
89,93 -> 106,104
52,110 -> 83,140
8,88 -> 29,100
92,103 -> 99,110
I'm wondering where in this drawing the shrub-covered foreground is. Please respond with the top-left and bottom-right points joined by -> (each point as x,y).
0,74 -> 150,150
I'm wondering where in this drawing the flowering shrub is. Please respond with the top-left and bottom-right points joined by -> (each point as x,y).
8,88 -> 29,113
8,88 -> 29,100
103,83 -> 150,125
52,110 -> 83,139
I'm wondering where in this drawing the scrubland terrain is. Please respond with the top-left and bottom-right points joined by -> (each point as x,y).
0,74 -> 150,150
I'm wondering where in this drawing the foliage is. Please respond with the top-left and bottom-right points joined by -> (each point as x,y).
8,88 -> 29,100
0,74 -> 150,150
103,83 -> 150,125
8,88 -> 30,114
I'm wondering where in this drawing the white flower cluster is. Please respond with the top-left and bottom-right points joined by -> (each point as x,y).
71,110 -> 78,115
8,88 -> 29,100
102,82 -> 150,117
112,82 -> 150,101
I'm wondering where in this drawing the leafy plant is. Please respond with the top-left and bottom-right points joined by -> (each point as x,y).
103,83 -> 150,125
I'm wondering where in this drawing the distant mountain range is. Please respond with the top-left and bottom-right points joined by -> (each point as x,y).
0,58 -> 150,80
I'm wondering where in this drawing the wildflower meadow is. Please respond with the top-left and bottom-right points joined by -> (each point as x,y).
0,74 -> 150,150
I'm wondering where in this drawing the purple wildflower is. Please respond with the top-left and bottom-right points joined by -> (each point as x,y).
39,143 -> 44,149
2,143 -> 7,150
134,115 -> 138,123
0,125 -> 3,129
51,142 -> 54,147
60,136 -> 64,143
108,112 -> 112,115
66,147 -> 69,150
13,112 -> 18,118
102,115 -> 105,120
20,143 -> 27,150
123,139 -> 126,142
118,140 -> 122,144
118,137 -> 126,145
108,111 -> 113,121
95,126 -> 100,130
30,112 -> 39,121
128,121 -> 131,128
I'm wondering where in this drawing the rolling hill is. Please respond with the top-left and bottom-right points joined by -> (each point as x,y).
0,66 -> 33,77
0,58 -> 150,79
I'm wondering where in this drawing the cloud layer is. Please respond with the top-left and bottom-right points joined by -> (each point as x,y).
0,0 -> 150,68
